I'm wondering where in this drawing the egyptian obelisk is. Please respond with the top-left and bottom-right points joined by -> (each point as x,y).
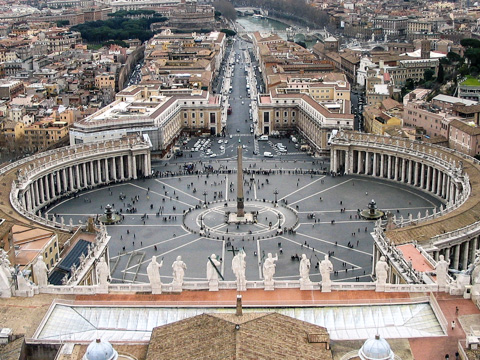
237,146 -> 245,217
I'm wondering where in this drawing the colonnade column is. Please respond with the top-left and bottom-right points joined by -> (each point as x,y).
62,169 -> 67,193
387,155 -> 392,179
75,165 -> 81,190
144,153 -> 150,177
471,237 -> 478,264
462,241 -> 470,270
365,152 -> 370,175
414,162 -> 419,186
83,163 -> 87,187
380,154 -> 384,178
34,180 -> 40,207
132,155 -> 137,180
357,151 -> 362,174
420,163 -> 425,189
97,159 -> 102,183
394,156 -> 399,181
90,161 -> 95,186
69,167 -> 74,191
120,155 -> 125,180
453,244 -> 460,269
104,158 -> 110,183
39,177 -> 44,204
56,171 -> 61,195
50,173 -> 55,198
445,247 -> 451,263
44,176 -> 50,201
436,170 -> 442,196
112,157 -> 117,181
407,160 -> 412,184
372,153 -> 377,177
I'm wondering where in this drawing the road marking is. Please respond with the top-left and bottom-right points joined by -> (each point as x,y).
289,179 -> 352,205
279,176 -> 326,201
129,183 -> 194,207
154,179 -> 202,202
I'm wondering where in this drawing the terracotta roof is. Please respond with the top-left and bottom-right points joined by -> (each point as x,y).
449,119 -> 480,136
453,103 -> 480,114
146,312 -> 332,360
382,98 -> 402,111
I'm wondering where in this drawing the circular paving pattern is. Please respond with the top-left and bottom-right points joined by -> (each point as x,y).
184,201 -> 299,239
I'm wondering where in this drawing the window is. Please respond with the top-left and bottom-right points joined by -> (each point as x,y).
184,113 -> 187,119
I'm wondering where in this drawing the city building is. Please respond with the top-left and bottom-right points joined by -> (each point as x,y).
70,85 -> 222,153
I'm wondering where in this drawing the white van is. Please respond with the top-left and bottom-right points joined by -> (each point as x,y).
259,135 -> 268,141
263,152 -> 273,158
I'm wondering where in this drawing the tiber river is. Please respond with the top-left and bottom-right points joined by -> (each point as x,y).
236,15 -> 317,48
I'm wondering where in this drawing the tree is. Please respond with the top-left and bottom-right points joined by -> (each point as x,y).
460,38 -> 480,49
295,41 -> 307,48
220,29 -> 237,37
424,68 -> 435,82
213,0 -> 237,21
437,64 -> 444,83
56,20 -> 70,27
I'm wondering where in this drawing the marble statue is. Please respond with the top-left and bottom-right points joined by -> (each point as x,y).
207,254 -> 221,291
172,256 -> 187,286
375,256 -> 389,285
435,255 -> 450,288
232,250 -> 246,291
207,254 -> 221,282
263,253 -> 278,283
472,250 -> 480,301
33,256 -> 49,287
97,257 -> 110,287
147,256 -> 163,287
0,250 -> 12,297
320,254 -> 333,285
299,254 -> 311,283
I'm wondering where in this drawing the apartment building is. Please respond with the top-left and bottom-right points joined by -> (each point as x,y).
70,85 -> 222,153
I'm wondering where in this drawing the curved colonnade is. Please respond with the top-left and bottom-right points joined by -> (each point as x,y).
330,131 -> 480,274
7,136 -> 151,232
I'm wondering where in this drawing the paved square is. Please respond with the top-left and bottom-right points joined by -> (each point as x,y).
48,158 -> 442,284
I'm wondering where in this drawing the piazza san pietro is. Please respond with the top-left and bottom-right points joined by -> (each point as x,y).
1,0 -> 480,359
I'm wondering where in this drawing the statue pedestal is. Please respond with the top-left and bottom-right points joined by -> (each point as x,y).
300,279 -> 314,290
208,280 -> 219,292
321,282 -> 331,292
151,284 -> 162,295
172,282 -> 183,293
96,284 -> 109,294
375,283 -> 386,292
264,280 -> 274,291
237,281 -> 247,292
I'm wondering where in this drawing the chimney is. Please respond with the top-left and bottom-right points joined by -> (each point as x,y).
236,295 -> 243,316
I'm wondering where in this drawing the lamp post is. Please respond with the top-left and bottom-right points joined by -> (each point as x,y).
200,214 -> 204,231
203,190 -> 208,206
274,189 -> 278,205
278,213 -> 281,229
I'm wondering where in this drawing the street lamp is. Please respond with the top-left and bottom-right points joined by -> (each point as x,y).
203,190 -> 208,206
200,214 -> 204,231
274,189 -> 278,205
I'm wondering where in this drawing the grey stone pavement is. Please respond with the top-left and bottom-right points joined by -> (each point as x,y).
47,158 -> 442,284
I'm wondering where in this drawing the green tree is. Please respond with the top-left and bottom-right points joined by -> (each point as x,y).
220,29 -> 237,37
56,20 -> 70,27
424,68 -> 435,82
460,38 -> 480,48
437,64 -> 444,83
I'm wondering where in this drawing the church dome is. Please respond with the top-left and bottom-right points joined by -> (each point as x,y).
358,335 -> 394,360
83,339 -> 118,360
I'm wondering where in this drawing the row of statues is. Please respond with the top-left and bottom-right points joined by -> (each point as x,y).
141,251 -> 335,291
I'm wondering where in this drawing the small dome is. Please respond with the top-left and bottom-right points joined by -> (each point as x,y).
358,335 -> 394,360
84,339 -> 118,360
